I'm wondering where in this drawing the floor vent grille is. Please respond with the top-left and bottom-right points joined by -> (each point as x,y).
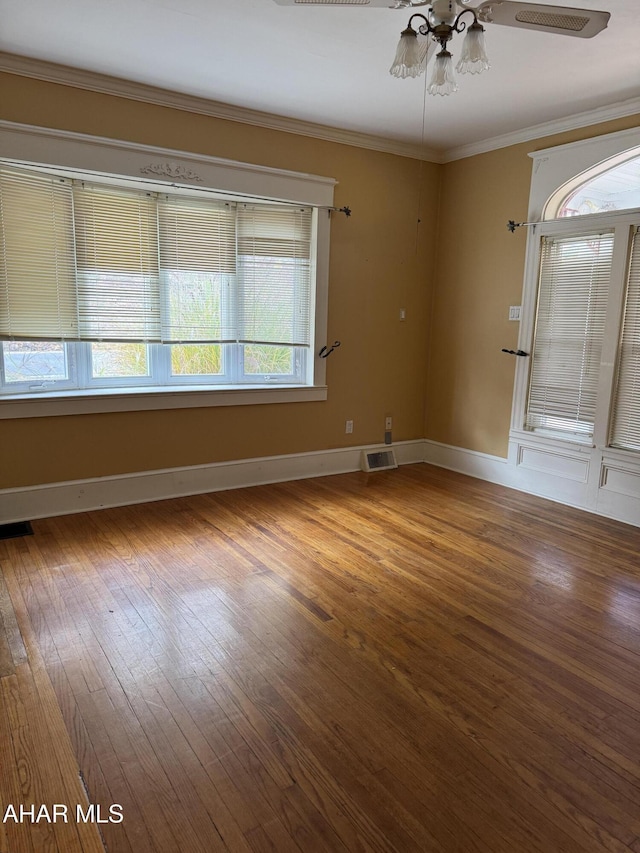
361,448 -> 398,473
0,521 -> 34,540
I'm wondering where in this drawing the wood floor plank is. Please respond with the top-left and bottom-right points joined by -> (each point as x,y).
0,675 -> 36,853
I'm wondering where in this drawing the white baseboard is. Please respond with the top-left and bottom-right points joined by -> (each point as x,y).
0,440 -> 425,524
422,437 -> 590,501
423,438 -> 640,528
422,439 -> 512,486
423,437 -> 597,507
4,437 -> 638,529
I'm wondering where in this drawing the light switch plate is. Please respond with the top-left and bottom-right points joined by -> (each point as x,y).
509,306 -> 522,321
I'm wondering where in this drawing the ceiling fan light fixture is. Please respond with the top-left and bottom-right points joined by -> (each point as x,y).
427,49 -> 458,95
456,22 -> 490,74
383,1 -> 609,96
389,26 -> 427,77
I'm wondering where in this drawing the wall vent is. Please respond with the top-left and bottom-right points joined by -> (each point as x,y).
0,521 -> 33,540
361,448 -> 398,473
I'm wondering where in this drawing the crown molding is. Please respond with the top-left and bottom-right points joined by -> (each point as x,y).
528,123 -> 640,161
2,51 -> 639,166
0,52 -> 443,164
442,96 -> 640,163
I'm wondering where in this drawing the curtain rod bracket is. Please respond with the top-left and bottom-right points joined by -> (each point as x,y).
328,206 -> 351,218
507,219 -> 538,233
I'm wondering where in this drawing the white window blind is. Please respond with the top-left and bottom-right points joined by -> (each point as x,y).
525,231 -> 614,437
158,195 -> 237,343
73,182 -> 161,341
610,228 -> 640,451
237,204 -> 313,346
0,168 -> 77,340
0,166 -> 314,348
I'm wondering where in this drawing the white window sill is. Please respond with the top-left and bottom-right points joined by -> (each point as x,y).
510,427 -> 594,449
0,384 -> 328,419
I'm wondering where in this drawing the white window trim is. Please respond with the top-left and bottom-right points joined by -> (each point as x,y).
0,120 -> 335,419
527,126 -> 640,222
512,126 -> 640,444
0,384 -> 328,420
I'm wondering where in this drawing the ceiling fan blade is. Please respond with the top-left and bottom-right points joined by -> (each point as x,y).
272,0 -> 428,6
474,2 -> 610,38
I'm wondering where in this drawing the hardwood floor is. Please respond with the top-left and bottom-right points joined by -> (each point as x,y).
2,463 -> 640,852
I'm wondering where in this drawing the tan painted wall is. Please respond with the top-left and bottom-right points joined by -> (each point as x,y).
3,70 -> 639,488
425,115 -> 640,459
0,73 -> 439,488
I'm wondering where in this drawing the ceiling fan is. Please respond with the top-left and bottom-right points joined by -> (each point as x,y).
273,0 -> 610,38
272,0 -> 610,94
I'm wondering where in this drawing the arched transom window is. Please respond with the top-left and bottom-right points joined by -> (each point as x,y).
558,153 -> 640,217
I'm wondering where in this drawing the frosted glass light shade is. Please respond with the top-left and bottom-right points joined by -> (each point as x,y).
427,50 -> 458,96
389,27 -> 427,78
456,23 -> 490,74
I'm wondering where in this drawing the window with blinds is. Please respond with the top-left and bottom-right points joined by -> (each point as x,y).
610,227 -> 640,451
0,166 -> 314,349
0,163 -> 320,397
525,231 -> 614,438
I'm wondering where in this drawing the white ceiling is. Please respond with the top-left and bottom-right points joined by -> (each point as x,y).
0,0 -> 638,158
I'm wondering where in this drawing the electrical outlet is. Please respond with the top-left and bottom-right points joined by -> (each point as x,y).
345,419 -> 353,434
385,416 -> 392,430
399,308 -> 406,321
